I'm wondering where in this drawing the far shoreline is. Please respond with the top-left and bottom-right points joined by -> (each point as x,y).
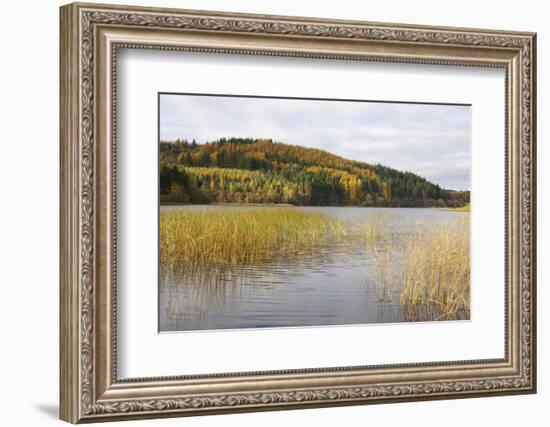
160,202 -> 470,210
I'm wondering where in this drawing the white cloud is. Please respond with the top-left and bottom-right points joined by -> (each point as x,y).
160,94 -> 470,190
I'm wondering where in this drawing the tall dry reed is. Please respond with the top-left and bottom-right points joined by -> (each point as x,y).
398,216 -> 470,321
160,208 -> 347,271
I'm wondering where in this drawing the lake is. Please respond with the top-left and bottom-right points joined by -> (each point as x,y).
159,205 -> 469,332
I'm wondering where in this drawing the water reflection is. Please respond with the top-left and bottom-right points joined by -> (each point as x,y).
159,206 -> 468,332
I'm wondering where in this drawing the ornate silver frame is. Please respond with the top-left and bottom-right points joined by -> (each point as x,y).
60,2 -> 536,423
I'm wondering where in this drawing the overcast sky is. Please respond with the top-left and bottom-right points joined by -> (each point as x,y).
160,94 -> 471,190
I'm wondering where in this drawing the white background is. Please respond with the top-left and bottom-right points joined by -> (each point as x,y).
0,0 -> 545,426
118,50 -> 504,378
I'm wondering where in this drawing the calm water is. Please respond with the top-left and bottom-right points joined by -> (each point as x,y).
159,205 -> 467,332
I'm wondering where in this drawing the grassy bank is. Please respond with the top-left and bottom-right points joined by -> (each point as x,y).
442,203 -> 470,212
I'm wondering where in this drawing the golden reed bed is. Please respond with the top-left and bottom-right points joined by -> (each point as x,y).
160,208 -> 469,322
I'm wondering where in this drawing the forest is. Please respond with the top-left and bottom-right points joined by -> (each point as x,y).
159,138 -> 470,207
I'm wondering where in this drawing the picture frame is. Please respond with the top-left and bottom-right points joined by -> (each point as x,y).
59,2 -> 536,423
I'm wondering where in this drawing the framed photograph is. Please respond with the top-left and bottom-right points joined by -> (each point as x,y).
60,2 -> 537,423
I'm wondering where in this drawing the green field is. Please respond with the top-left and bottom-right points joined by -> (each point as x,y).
441,203 -> 470,212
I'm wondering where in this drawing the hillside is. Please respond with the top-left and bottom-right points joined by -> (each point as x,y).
159,138 -> 469,207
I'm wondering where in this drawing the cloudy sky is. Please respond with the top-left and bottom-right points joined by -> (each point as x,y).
160,93 -> 471,190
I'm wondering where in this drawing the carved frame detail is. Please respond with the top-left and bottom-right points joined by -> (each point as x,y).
60,2 -> 536,423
